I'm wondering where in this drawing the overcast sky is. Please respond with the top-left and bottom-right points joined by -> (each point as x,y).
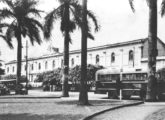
1,0 -> 165,62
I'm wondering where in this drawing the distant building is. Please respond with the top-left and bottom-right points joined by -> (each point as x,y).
5,38 -> 165,84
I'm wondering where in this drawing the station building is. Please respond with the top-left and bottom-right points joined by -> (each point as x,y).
5,38 -> 165,85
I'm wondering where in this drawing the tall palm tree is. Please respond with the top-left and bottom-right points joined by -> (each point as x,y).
44,0 -> 99,97
78,0 -> 99,105
0,0 -> 43,85
78,0 -> 88,105
129,0 -> 158,101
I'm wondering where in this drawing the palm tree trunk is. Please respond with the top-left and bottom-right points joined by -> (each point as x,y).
146,0 -> 158,101
16,32 -> 22,85
79,0 -> 89,105
62,33 -> 70,97
62,2 -> 70,97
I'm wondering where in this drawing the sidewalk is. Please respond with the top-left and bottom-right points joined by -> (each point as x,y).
0,90 -> 143,120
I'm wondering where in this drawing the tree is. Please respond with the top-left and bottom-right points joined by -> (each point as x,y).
44,0 -> 99,97
0,0 -> 43,85
44,0 -> 80,97
129,0 -> 159,101
78,0 -> 99,105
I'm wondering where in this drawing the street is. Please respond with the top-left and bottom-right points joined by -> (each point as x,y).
0,90 -> 136,120
90,102 -> 165,120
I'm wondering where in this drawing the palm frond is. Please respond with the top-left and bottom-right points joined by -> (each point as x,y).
161,0 -> 165,17
87,32 -> 94,40
23,17 -> 43,45
129,0 -> 135,12
0,34 -> 13,49
0,8 -> 15,19
5,22 -> 16,48
26,8 -> 43,18
1,0 -> 15,11
69,2 -> 82,28
44,6 -> 62,39
87,10 -> 100,32
25,17 -> 43,30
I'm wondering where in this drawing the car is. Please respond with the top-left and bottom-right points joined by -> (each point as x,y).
0,84 -> 10,95
15,84 -> 28,95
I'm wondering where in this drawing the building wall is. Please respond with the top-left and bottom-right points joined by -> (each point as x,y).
5,39 -> 165,82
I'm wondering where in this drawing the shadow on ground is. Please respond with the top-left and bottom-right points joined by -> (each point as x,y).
0,113 -> 83,120
56,100 -> 124,106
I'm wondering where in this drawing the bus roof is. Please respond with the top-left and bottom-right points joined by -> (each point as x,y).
96,68 -> 147,75
96,68 -> 120,75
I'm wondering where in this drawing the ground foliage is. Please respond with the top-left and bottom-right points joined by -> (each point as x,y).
35,64 -> 103,87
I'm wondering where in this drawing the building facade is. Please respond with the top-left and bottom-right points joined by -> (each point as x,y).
5,38 -> 165,83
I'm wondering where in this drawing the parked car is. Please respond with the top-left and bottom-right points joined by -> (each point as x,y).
15,84 -> 28,95
0,84 -> 10,95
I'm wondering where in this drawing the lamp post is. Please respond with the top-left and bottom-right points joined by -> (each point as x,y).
25,40 -> 28,94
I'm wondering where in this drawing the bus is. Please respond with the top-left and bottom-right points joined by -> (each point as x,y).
95,68 -> 120,99
95,68 -> 165,100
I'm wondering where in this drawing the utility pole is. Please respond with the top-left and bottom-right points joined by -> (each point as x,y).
26,40 -> 28,94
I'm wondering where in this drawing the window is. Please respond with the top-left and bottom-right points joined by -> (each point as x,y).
7,67 -> 9,73
96,55 -> 100,64
111,52 -> 115,63
61,59 -> 63,68
31,64 -> 34,71
38,63 -> 41,70
129,50 -> 134,61
12,66 -> 15,73
24,65 -> 26,71
52,60 -> 55,69
71,58 -> 74,66
45,61 -> 48,70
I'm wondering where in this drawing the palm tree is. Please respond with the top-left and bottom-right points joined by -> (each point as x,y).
0,0 -> 43,86
78,0 -> 99,105
78,0 -> 88,105
44,0 -> 99,97
129,0 -> 158,101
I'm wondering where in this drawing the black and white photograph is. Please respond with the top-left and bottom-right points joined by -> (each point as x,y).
0,0 -> 165,120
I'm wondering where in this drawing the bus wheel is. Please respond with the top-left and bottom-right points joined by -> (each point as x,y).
140,90 -> 146,101
123,95 -> 131,99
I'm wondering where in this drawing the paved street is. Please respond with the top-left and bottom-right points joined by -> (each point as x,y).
0,90 -> 139,120
90,103 -> 165,120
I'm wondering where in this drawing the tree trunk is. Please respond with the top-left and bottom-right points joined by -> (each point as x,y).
79,0 -> 89,105
16,32 -> 22,85
62,2 -> 70,97
146,0 -> 158,101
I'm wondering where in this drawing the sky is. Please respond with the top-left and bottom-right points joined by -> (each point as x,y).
1,0 -> 165,62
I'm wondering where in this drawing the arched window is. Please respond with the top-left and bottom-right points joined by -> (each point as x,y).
129,50 -> 134,61
61,59 -> 63,68
31,64 -> 34,71
111,52 -> 115,63
52,60 -> 55,69
45,61 -> 48,70
7,67 -> 9,73
38,63 -> 41,70
12,66 -> 15,72
71,58 -> 74,66
24,65 -> 26,71
96,55 -> 100,64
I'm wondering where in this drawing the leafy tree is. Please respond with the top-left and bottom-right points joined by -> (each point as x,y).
0,0 -> 43,85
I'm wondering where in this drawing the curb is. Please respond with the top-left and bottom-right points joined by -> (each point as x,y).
82,101 -> 144,120
0,96 -> 61,99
